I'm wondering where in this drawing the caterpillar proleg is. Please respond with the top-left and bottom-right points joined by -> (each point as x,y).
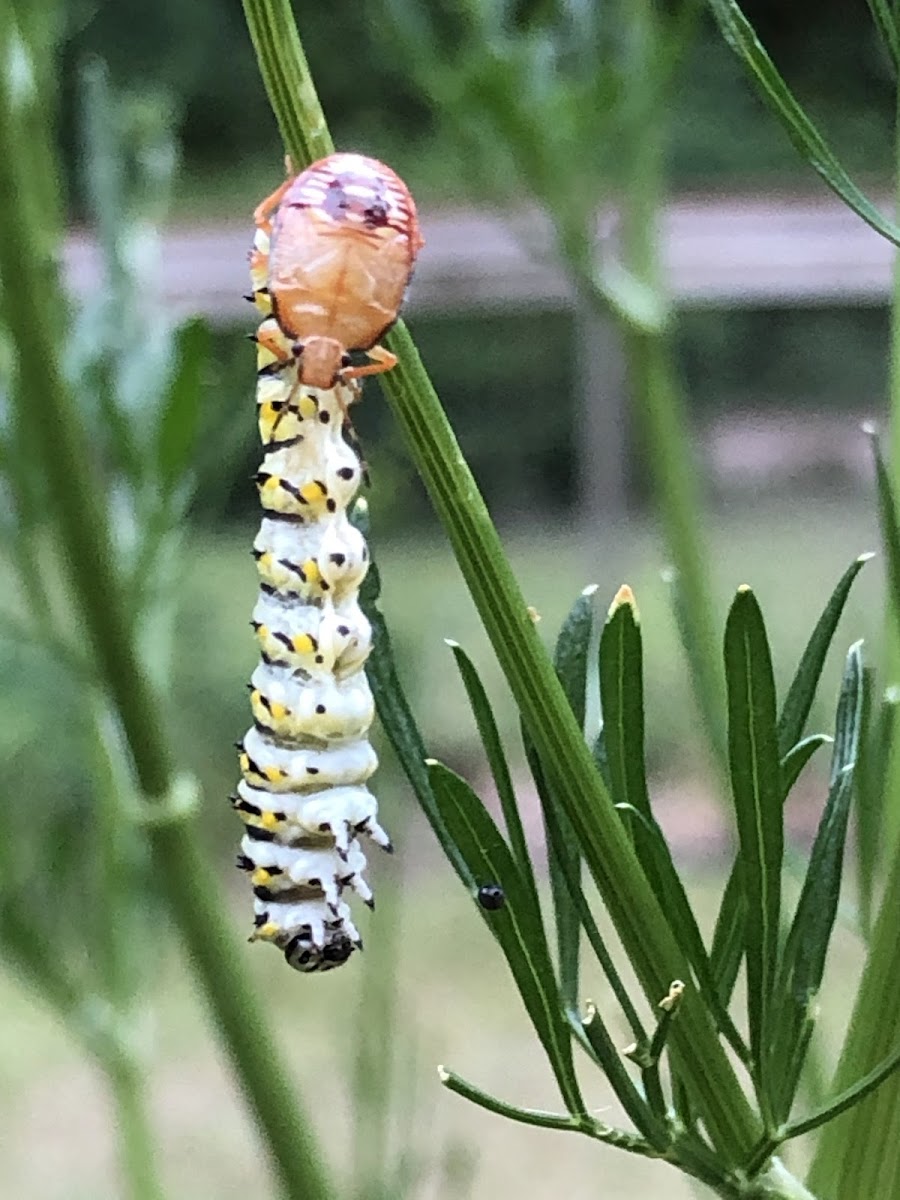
236,153 -> 422,972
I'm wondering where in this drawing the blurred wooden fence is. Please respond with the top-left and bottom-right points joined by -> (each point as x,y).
63,195 -> 895,516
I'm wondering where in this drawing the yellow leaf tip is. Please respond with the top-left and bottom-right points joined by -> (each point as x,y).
608,584 -> 638,619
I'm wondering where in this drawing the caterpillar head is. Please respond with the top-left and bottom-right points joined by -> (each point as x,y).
283,929 -> 356,973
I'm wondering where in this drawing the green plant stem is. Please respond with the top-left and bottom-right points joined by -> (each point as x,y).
91,703 -> 167,1200
749,1160 -> 818,1200
0,14 -> 331,1200
618,0 -> 725,775
805,831 -> 900,1196
106,1051 -> 166,1200
886,70 -> 900,851
807,68 -> 900,1199
241,0 -> 770,1169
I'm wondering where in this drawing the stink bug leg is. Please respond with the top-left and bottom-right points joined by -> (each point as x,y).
254,177 -> 294,234
341,343 -> 398,382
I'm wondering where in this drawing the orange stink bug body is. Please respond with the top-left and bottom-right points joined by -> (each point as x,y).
253,152 -> 424,390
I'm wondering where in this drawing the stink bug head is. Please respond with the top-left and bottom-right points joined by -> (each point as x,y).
294,336 -> 345,390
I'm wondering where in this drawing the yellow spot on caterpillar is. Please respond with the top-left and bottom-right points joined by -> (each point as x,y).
298,394 -> 318,419
256,623 -> 269,640
252,868 -> 271,885
292,633 -> 315,654
256,552 -> 273,571
300,481 -> 326,503
268,701 -> 287,721
261,811 -> 280,830
256,346 -> 280,370
258,404 -> 280,440
262,765 -> 282,783
257,921 -> 280,939
239,752 -> 250,774
302,558 -> 320,583
260,476 -> 281,496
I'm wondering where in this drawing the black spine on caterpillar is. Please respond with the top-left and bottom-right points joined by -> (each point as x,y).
232,225 -> 391,973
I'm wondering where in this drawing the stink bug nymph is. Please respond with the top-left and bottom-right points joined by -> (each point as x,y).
253,152 -> 424,390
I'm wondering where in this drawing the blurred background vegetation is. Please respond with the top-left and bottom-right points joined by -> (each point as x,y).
1,0 -> 892,1196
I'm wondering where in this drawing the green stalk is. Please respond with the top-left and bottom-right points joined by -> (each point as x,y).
105,1052 -> 166,1200
618,0 -> 725,774
808,67 -> 900,1200
0,14 -> 331,1200
805,841 -> 900,1196
242,0 -> 769,1168
90,702 -> 165,1200
884,68 -> 900,852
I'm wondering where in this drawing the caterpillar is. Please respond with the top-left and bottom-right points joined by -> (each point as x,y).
234,153 -> 423,972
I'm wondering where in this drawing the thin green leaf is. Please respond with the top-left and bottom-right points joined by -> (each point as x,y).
709,858 -> 745,1007
856,677 -> 898,939
427,761 -> 585,1116
578,1005 -> 669,1151
724,585 -> 783,1111
641,981 -> 686,1122
777,554 -> 872,756
782,1042 -> 900,1142
447,641 -> 537,890
865,0 -> 900,69
537,782 -> 648,1047
780,734 -> 832,796
707,0 -> 900,247
599,585 -> 651,822
523,732 -> 580,1014
554,584 -> 595,731
156,318 -> 209,492
597,589 -> 748,1059
360,547 -> 474,890
438,1067 -> 585,1135
870,425 -> 900,642
617,802 -> 749,1064
549,586 -> 597,1012
438,1065 -> 653,1154
769,642 -> 864,1124
711,734 -> 832,1008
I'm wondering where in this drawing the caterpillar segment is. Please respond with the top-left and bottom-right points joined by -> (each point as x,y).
238,153 -> 422,973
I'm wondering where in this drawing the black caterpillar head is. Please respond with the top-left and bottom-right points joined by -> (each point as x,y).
282,930 -> 357,973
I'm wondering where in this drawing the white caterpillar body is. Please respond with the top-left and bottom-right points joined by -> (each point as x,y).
234,229 -> 391,973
